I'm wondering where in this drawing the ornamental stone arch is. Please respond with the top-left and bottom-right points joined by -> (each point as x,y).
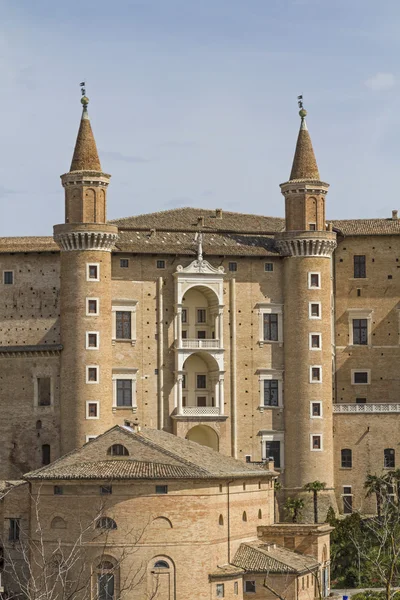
148,555 -> 176,600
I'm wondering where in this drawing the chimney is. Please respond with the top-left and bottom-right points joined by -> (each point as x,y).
215,208 -> 223,219
197,216 -> 205,227
392,210 -> 398,220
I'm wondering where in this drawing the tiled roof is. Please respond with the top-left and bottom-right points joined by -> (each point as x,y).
330,218 -> 400,236
116,230 -> 279,256
209,564 -> 245,578
0,236 -> 59,253
110,208 -> 285,234
289,118 -> 320,181
232,542 -> 320,575
0,480 -> 26,499
69,109 -> 101,172
25,425 -> 275,482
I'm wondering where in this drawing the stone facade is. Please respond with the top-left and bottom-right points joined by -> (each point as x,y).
1,100 -> 399,520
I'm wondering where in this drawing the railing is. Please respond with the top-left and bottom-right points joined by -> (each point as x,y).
333,403 -> 400,414
180,339 -> 221,349
180,406 -> 221,417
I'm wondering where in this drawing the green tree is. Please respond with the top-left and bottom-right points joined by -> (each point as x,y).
364,474 -> 386,518
303,480 -> 326,524
284,497 -> 304,523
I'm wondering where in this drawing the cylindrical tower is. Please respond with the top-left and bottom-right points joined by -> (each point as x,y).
276,105 -> 337,521
54,94 -> 118,454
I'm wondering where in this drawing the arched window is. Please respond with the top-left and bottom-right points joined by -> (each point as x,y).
96,517 -> 117,530
341,449 -> 352,468
42,444 -> 51,465
242,511 -> 247,522
219,514 -> 224,526
384,448 -> 395,468
154,560 -> 169,569
258,509 -> 262,519
107,444 -> 129,457
36,420 -> 42,430
51,517 -> 66,530
97,561 -> 115,600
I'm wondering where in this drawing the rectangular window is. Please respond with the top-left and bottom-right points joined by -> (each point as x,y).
42,444 -> 51,465
341,449 -> 352,468
155,485 -> 168,494
156,260 -> 166,269
353,319 -> 368,345
311,434 -> 322,451
309,273 -> 320,288
309,223 -> 316,231
182,374 -> 186,389
3,271 -> 13,285
197,396 -> 207,407
310,401 -> 322,418
86,401 -> 99,419
116,379 -> 132,407
8,519 -> 20,542
87,366 -> 99,383
100,485 -> 112,495
229,262 -> 237,272
87,264 -> 99,281
196,374 -> 207,389
384,448 -> 395,468
352,371 -> 369,384
87,298 -> 98,315
197,309 -> 207,323
216,583 -> 225,598
309,303 -> 321,319
87,332 -> 99,349
120,258 -> 129,268
354,255 -> 366,278
265,441 -> 280,468
181,330 -> 188,339
310,333 -> 321,349
343,495 -> 353,514
264,262 -> 273,272
54,485 -> 63,495
38,377 -> 51,406
244,581 -> 256,593
356,398 -> 367,404
263,380 -> 279,407
116,311 -> 132,340
181,308 -> 188,323
310,366 -> 322,382
263,314 -> 278,341
197,330 -> 206,339
234,581 -> 239,595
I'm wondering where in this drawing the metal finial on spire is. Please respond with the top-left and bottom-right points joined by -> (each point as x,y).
297,94 -> 307,120
80,81 -> 89,109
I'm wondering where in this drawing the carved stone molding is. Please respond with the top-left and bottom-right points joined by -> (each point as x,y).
275,231 -> 337,257
54,230 -> 118,252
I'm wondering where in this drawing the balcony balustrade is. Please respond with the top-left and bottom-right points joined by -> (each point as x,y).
333,403 -> 400,413
179,338 -> 221,350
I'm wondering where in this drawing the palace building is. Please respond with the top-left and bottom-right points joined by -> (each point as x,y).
1,94 -> 399,519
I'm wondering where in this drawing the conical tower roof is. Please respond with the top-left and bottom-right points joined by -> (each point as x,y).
289,109 -> 320,181
69,96 -> 101,172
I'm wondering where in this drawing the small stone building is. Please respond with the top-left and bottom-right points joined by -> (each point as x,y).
0,426 -> 331,599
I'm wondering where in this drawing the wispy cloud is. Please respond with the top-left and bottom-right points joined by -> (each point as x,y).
365,72 -> 396,92
100,150 -> 151,163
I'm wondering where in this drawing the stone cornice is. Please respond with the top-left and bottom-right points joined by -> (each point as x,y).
53,223 -> 119,252
275,231 -> 337,257
0,344 -> 63,358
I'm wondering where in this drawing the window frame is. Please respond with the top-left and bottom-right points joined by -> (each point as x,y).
244,580 -> 256,594
348,309 -> 373,346
308,272 -> 321,289
264,262 -> 274,272
257,370 -> 283,409
86,365 -> 99,384
86,401 -> 99,420
112,301 -> 138,345
35,376 -> 53,408
310,401 -> 323,419
86,263 -> 100,282
8,518 -> 20,542
309,332 -> 321,350
86,435 -> 97,442
310,365 -> 322,383
351,369 -> 370,385
310,434 -> 323,452
228,262 -> 237,272
119,258 -> 129,268
86,297 -> 99,316
354,255 -> 366,279
261,432 -> 284,468
341,448 -> 352,469
115,310 -> 132,341
384,448 -> 395,469
86,331 -> 100,350
196,308 -> 207,324
3,270 -> 14,285
309,302 -> 321,320
257,304 -> 283,345
196,373 -> 207,390
155,485 -> 168,495
156,259 -> 166,270
112,370 -> 138,412
216,583 -> 225,598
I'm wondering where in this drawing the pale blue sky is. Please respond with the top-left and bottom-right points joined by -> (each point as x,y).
1,0 -> 400,236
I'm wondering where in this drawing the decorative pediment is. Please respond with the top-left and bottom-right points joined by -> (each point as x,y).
176,259 -> 225,275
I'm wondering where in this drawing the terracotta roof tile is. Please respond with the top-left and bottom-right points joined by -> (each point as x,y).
0,236 -> 58,253
330,218 -> 400,236
232,542 -> 320,574
289,117 -> 320,181
69,110 -> 101,172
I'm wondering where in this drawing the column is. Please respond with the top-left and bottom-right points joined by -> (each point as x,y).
218,307 -> 224,347
177,374 -> 183,415
218,375 -> 224,415
176,306 -> 182,347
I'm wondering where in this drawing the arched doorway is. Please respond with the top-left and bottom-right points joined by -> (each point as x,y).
186,425 -> 219,451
